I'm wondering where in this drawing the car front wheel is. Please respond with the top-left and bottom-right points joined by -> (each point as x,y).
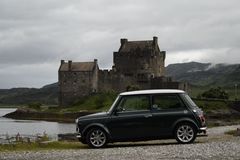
86,128 -> 108,148
175,123 -> 196,144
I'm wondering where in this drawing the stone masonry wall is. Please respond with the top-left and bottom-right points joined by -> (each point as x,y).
59,70 -> 99,106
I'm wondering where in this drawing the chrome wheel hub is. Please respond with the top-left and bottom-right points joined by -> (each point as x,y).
90,130 -> 106,147
177,125 -> 194,143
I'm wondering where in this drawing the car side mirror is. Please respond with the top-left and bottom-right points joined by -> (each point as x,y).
114,107 -> 125,115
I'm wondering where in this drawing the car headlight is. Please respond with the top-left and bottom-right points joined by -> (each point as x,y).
75,118 -> 79,123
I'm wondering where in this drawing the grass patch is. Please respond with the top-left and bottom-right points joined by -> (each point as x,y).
189,85 -> 238,100
0,141 -> 85,152
20,92 -> 118,114
56,92 -> 118,113
194,99 -> 229,113
0,105 -> 18,108
225,130 -> 236,135
224,128 -> 240,136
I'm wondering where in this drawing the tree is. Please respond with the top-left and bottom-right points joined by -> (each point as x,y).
201,87 -> 229,99
126,85 -> 140,91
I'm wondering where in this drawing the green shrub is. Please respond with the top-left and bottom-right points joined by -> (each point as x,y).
201,87 -> 229,100
94,94 -> 106,109
194,99 -> 229,112
70,92 -> 118,111
126,85 -> 140,91
27,102 -> 42,110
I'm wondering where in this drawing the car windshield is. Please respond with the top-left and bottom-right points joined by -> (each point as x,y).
181,93 -> 197,108
108,95 -> 120,113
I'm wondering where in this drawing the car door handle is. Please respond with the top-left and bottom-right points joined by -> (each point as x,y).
144,114 -> 152,118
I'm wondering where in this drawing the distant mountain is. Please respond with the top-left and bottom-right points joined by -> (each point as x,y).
166,62 -> 240,87
0,83 -> 58,105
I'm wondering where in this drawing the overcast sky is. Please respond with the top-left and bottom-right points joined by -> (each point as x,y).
0,0 -> 240,89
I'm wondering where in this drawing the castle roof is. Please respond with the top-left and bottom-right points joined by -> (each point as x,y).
120,40 -> 153,52
118,37 -> 160,53
59,62 -> 96,72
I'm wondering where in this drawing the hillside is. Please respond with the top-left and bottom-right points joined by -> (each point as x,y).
1,61 -> 239,105
0,83 -> 58,105
166,62 -> 240,87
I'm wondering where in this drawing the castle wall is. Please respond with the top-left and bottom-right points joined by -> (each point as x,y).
92,60 -> 99,92
59,68 -> 98,106
113,43 -> 165,79
150,77 -> 188,91
98,70 -> 137,92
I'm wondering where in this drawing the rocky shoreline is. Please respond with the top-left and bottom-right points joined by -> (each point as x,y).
3,107 -> 240,126
3,108 -> 95,123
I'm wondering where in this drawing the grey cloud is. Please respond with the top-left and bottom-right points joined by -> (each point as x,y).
0,0 -> 240,88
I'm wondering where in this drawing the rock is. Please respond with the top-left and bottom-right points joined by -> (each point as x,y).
236,128 -> 240,136
58,133 -> 78,141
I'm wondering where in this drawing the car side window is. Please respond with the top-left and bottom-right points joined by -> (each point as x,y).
152,94 -> 185,110
116,95 -> 150,112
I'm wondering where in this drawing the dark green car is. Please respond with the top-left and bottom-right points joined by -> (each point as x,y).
76,89 -> 207,148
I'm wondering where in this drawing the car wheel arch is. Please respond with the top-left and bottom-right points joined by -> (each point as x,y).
82,123 -> 111,139
172,118 -> 199,133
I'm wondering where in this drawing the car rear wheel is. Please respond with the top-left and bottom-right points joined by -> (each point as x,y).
175,123 -> 196,144
86,128 -> 107,148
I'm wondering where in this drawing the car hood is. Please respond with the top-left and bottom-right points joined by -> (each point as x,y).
78,112 -> 109,121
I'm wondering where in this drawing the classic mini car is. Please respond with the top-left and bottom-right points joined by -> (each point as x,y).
76,89 -> 207,148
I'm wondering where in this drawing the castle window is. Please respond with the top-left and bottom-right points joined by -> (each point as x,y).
74,80 -> 77,84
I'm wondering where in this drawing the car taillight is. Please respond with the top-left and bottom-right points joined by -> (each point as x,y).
199,114 -> 206,125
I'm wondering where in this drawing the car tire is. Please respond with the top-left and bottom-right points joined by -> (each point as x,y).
86,128 -> 108,148
79,139 -> 87,144
174,123 -> 197,144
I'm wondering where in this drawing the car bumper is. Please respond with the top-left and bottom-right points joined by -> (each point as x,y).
200,127 -> 207,131
76,133 -> 81,138
199,127 -> 207,135
76,126 -> 82,139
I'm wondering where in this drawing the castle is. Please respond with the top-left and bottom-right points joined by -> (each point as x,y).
58,37 -> 187,106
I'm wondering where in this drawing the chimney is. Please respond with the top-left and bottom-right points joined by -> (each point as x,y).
120,38 -> 128,45
61,60 -> 65,65
153,36 -> 158,46
68,60 -> 72,71
94,59 -> 98,65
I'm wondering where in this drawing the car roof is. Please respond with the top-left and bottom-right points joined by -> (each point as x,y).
120,89 -> 185,96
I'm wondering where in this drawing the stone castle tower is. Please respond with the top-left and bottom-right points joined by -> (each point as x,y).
58,37 -> 187,106
113,36 -> 165,79
58,59 -> 99,105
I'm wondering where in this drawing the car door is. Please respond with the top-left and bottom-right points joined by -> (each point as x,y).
107,95 -> 153,140
150,94 -> 188,136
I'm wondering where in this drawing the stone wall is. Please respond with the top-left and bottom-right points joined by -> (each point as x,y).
59,63 -> 98,106
113,37 -> 165,78
151,77 -> 188,91
98,70 -> 137,92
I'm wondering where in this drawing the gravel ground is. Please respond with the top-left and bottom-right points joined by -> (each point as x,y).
1,125 -> 240,160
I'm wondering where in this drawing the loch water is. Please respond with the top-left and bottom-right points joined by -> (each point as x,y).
0,108 -> 75,136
